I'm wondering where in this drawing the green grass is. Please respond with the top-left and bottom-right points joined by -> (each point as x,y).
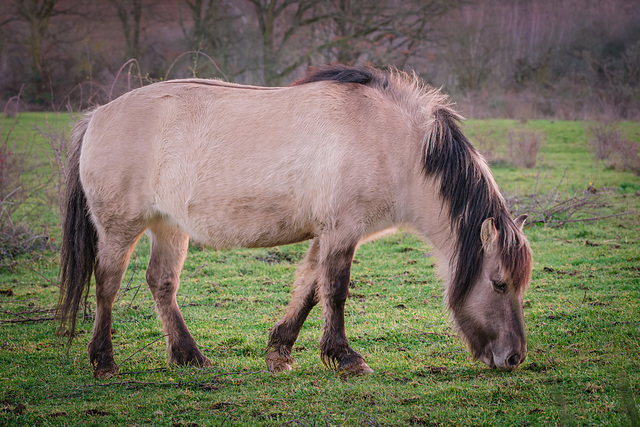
1,114 -> 639,426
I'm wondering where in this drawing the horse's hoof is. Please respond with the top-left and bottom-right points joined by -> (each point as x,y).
339,358 -> 374,375
265,351 -> 293,374
94,363 -> 119,379
181,354 -> 212,368
195,355 -> 213,368
270,362 -> 293,374
169,348 -> 212,368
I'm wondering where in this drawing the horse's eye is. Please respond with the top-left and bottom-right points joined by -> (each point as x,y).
492,280 -> 507,293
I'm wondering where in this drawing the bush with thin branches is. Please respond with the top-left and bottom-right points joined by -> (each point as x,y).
588,121 -> 640,175
0,95 -> 53,263
507,127 -> 544,168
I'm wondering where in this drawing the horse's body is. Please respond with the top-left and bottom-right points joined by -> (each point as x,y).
58,66 -> 533,378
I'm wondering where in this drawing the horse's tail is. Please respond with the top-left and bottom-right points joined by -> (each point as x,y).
57,111 -> 98,340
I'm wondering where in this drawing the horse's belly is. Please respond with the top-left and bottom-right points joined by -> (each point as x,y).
179,196 -> 316,249
189,216 -> 315,249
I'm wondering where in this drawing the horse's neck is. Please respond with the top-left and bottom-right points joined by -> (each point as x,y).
404,184 -> 457,280
425,223 -> 456,269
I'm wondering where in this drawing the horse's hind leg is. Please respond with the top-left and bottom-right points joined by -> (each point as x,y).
90,230 -> 143,379
266,240 -> 320,373
146,222 -> 211,368
318,239 -> 373,375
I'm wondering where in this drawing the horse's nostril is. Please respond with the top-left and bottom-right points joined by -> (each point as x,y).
507,352 -> 521,368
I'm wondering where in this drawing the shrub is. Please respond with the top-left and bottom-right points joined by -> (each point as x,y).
0,96 -> 53,263
507,127 -> 544,168
588,121 -> 640,175
473,128 -> 503,165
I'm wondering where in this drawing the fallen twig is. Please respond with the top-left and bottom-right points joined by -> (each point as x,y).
531,210 -> 638,226
189,262 -> 207,278
119,334 -> 169,366
543,167 -> 568,213
408,327 -> 455,338
115,260 -> 139,304
0,316 -> 54,324
77,370 -> 269,389
26,266 -> 59,288
127,284 -> 143,309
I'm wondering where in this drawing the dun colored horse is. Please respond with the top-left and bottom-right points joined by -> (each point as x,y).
57,65 -> 533,378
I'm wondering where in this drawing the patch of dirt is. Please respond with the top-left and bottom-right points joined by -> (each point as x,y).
409,415 -> 438,426
85,409 -> 109,416
210,401 -> 234,410
254,250 -> 293,264
542,266 -> 579,276
400,397 -> 420,405
349,292 -> 366,302
584,383 -> 604,393
1,402 -> 26,415
523,361 -> 551,372
200,382 -> 223,392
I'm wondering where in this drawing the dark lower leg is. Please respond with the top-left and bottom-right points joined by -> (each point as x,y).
266,241 -> 319,372
89,259 -> 127,379
147,226 -> 211,368
319,245 -> 372,373
154,297 -> 211,367
89,305 -> 118,378
266,286 -> 317,372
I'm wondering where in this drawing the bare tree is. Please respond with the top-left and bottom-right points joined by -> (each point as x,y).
245,0 -> 464,86
13,0 -> 58,98
320,0 -> 464,68
109,0 -> 143,60
180,0 -> 222,51
246,0 -> 330,85
175,0 -> 243,78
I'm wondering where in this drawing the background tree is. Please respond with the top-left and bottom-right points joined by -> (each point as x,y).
246,0 -> 329,85
109,0 -> 143,60
13,0 -> 58,104
176,0 -> 243,78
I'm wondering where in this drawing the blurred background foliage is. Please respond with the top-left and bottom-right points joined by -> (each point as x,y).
0,0 -> 639,119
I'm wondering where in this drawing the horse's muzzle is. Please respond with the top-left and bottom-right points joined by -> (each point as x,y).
480,347 -> 526,371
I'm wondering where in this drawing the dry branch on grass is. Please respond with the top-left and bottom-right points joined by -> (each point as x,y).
0,306 -> 56,324
76,370 -> 269,389
506,166 -> 638,226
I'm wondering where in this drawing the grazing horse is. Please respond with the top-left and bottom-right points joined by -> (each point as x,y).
57,65 -> 533,378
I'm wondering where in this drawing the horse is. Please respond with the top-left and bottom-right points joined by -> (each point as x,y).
57,65 -> 533,379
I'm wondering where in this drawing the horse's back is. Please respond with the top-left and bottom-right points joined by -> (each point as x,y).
79,79 -> 408,247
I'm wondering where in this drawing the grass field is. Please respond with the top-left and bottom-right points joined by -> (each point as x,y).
1,113 -> 639,426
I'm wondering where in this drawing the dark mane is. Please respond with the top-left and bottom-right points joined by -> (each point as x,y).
424,109 -> 532,309
291,65 -> 378,86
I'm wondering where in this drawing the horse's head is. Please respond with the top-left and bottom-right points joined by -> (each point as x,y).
450,214 -> 532,371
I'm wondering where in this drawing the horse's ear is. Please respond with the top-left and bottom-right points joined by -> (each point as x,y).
514,214 -> 528,230
481,217 -> 497,248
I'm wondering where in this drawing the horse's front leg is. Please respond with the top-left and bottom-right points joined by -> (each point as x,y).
318,243 -> 373,374
266,240 -> 320,373
146,224 -> 211,368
